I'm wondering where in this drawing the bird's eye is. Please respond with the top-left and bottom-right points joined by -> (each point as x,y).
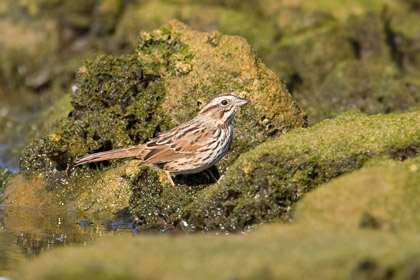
221,100 -> 228,105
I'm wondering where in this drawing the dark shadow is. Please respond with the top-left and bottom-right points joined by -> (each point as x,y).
173,165 -> 220,186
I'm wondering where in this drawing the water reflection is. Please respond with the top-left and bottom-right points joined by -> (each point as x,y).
0,206 -> 137,276
0,230 -> 22,278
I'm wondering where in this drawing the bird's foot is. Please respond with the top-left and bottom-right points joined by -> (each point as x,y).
165,171 -> 175,187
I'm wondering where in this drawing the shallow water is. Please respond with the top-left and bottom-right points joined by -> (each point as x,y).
0,206 -> 137,278
0,145 -> 18,173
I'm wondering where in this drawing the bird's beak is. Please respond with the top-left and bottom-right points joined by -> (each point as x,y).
235,97 -> 248,107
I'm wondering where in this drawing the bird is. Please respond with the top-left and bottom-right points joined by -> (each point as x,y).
74,93 -> 248,186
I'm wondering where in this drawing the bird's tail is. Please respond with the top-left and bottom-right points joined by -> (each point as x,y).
74,146 -> 146,166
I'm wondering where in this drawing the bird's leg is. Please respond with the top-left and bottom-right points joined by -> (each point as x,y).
207,168 -> 218,182
165,171 -> 175,187
202,168 -> 218,183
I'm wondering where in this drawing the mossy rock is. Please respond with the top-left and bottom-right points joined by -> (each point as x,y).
295,157 -> 420,231
12,224 -> 420,280
273,11 -> 389,82
272,11 -> 420,124
386,8 -> 420,75
19,54 -> 165,173
5,0 -> 125,36
136,20 -> 305,170
0,95 -> 74,171
3,21 -> 305,215
116,1 -> 278,55
313,60 -> 420,118
177,111 -> 420,231
269,17 -> 354,90
272,6 -> 336,36
0,2 -> 127,169
263,0 -> 401,21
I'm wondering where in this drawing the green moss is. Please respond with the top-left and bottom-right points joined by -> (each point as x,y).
11,0 -> 125,34
180,111 -> 420,231
29,94 -> 74,139
12,54 -> 169,211
267,0 -> 401,21
5,22 -> 305,216
128,166 -> 209,231
273,10 -> 420,124
0,0 -> 127,169
134,20 -> 306,172
273,21 -> 354,108
278,8 -> 420,125
311,60 -> 420,120
385,9 -> 420,76
20,54 -> 168,175
136,26 -> 195,76
295,157 -> 420,231
13,224 -> 420,280
61,0 -> 125,35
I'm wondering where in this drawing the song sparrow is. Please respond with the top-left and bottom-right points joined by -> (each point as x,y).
75,93 -> 248,186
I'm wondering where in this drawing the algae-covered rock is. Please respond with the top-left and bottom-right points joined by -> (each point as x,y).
179,111 -> 420,231
0,95 -> 74,171
8,54 -> 166,211
111,0 -> 419,125
114,1 -> 420,126
4,21 -> 305,214
261,0 -> 400,21
314,60 -> 419,116
136,20 -> 305,168
385,8 -> 420,75
295,157 -> 420,231
19,54 -> 164,174
272,11 -> 420,124
12,224 -> 420,280
0,0 -> 128,172
56,0 -> 125,49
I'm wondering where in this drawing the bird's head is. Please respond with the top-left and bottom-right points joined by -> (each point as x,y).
197,93 -> 248,125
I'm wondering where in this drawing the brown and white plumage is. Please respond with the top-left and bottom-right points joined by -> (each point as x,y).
74,93 -> 248,186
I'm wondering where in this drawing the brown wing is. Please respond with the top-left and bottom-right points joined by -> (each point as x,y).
142,139 -> 204,163
141,120 -> 207,164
